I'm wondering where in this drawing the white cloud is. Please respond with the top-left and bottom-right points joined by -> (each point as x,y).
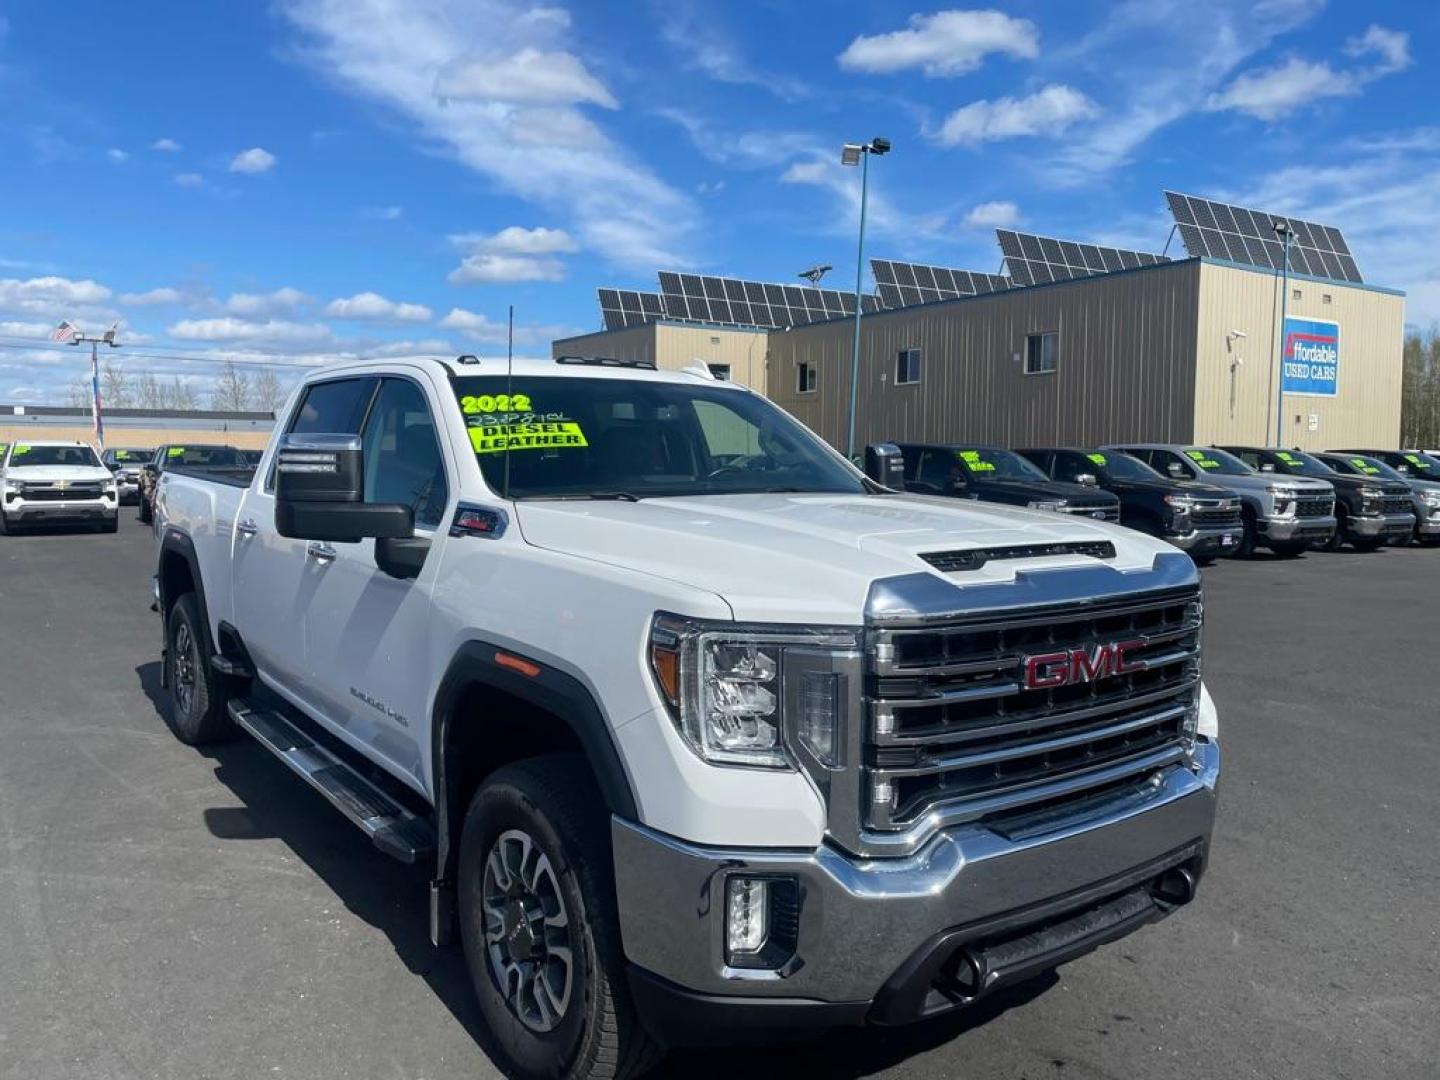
0,320 -> 53,338
119,287 -> 186,305
0,276 -> 112,307
222,287 -> 310,317
151,137 -> 181,152
229,147 -> 277,173
167,317 -> 334,345
1206,25 -> 1410,123
276,0 -> 694,267
174,172 -> 204,187
657,2 -> 809,100
838,10 -> 1038,77
106,148 -> 129,163
777,156 -> 948,242
438,306 -> 571,346
963,200 -> 1020,228
934,85 -> 1099,146
435,48 -> 616,108
324,291 -> 432,322
363,204 -> 404,220
446,225 -> 578,284
1345,24 -> 1411,75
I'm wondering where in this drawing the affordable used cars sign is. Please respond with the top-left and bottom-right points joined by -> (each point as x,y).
1282,317 -> 1339,397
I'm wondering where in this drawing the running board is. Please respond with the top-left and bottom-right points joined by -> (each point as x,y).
227,699 -> 435,864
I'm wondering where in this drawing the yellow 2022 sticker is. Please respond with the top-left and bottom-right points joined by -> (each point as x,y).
461,393 -> 533,415
469,421 -> 588,455
1087,453 -> 1107,466
168,447 -> 185,457
14,444 -> 31,455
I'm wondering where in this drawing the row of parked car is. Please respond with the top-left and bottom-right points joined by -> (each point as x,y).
0,440 -> 258,533
865,441 -> 1440,563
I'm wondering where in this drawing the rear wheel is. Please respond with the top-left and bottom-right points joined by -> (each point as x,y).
138,497 -> 152,524
1269,541 -> 1308,558
1352,536 -> 1384,553
458,756 -> 661,1080
163,594 -> 235,745
0,509 -> 9,535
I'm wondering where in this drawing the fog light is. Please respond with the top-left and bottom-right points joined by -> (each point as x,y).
726,878 -> 769,958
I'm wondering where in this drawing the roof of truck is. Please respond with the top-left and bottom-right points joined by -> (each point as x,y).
310,355 -> 745,388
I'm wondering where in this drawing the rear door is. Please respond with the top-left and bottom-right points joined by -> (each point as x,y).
301,373 -> 453,789
232,376 -> 378,705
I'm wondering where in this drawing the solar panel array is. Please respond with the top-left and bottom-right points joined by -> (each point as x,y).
869,259 -> 1011,308
597,289 -> 665,331
996,230 -> 1169,287
656,271 -> 881,328
1164,190 -> 1362,283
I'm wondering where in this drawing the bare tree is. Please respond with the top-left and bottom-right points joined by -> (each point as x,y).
1401,326 -> 1440,449
66,378 -> 91,409
251,366 -> 285,413
164,376 -> 199,411
135,372 -> 164,409
211,360 -> 251,412
102,362 -> 132,408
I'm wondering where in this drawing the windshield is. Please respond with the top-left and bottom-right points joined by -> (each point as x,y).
1182,447 -> 1254,476
452,375 -> 865,499
1085,450 -> 1160,482
163,445 -> 246,468
1272,450 -> 1337,478
1342,455 -> 1405,481
110,449 -> 150,464
5,444 -> 102,469
952,447 -> 1050,481
1399,452 -> 1440,478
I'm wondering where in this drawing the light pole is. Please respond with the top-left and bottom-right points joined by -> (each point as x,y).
841,136 -> 890,460
68,323 -> 121,450
1273,220 -> 1293,446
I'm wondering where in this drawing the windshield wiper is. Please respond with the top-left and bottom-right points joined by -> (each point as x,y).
587,491 -> 642,501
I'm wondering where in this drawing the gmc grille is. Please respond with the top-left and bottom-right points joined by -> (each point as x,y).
864,586 -> 1201,833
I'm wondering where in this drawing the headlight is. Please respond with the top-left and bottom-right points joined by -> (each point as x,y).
1360,486 -> 1384,512
1423,491 -> 1440,509
1265,485 -> 1298,498
649,614 -> 859,769
1164,494 -> 1195,510
2,479 -> 20,493
1027,500 -> 1063,512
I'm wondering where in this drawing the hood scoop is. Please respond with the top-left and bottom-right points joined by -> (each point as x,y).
921,540 -> 1117,574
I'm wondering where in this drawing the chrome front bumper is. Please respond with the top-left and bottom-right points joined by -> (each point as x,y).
613,740 -> 1219,1010
1165,524 -> 1240,554
1351,511 -> 1415,538
5,496 -> 115,520
1261,514 -> 1336,542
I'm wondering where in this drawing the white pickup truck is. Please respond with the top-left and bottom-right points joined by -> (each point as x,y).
1,439 -> 118,533
154,355 -> 1220,1079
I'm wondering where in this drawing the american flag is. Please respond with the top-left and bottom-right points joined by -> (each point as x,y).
50,320 -> 80,342
91,347 -> 105,447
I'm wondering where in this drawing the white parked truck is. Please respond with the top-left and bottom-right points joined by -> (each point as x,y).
1,439 -> 118,533
153,355 -> 1220,1079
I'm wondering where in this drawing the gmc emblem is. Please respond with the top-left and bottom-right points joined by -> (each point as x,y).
1022,640 -> 1145,690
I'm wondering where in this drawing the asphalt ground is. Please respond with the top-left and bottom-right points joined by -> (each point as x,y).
0,518 -> 1436,1080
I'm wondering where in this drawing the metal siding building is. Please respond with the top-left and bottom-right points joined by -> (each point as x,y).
764,258 -> 1402,452
553,322 -> 769,393
0,405 -> 275,449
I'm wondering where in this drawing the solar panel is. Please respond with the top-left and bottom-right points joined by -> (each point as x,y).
870,258 -> 1011,309
1163,190 -> 1362,284
655,271 -> 881,328
597,288 -> 665,331
995,230 -> 1168,288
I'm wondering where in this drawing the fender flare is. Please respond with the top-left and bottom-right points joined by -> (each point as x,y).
157,528 -> 215,659
430,640 -> 639,881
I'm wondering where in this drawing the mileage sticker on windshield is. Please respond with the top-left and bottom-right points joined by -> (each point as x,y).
168,447 -> 185,457
1087,453 -> 1106,466
1278,451 -> 1299,463
13,444 -> 30,456
468,421 -> 588,455
1350,457 -> 1381,474
1185,450 -> 1221,469
956,450 -> 995,472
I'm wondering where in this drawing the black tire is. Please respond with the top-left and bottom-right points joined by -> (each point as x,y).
1323,508 -> 1346,552
0,509 -> 8,535
1191,555 -> 1215,567
1268,541 -> 1308,558
138,498 -> 152,524
1352,536 -> 1384,553
101,514 -> 119,534
458,755 -> 662,1080
163,593 -> 235,745
1235,506 -> 1257,558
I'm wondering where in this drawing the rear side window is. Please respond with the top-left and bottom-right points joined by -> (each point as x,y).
290,377 -> 379,435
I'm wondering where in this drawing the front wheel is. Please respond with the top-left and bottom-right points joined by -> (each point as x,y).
458,756 -> 661,1080
0,509 -> 8,535
101,514 -> 119,534
1352,536 -> 1384,553
138,499 -> 152,524
1235,507 -> 1257,558
163,593 -> 235,745
1268,541 -> 1309,558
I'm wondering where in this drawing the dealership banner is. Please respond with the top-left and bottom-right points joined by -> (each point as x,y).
1282,317 -> 1339,397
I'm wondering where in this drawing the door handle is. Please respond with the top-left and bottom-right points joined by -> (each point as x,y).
236,517 -> 258,537
306,541 -> 337,562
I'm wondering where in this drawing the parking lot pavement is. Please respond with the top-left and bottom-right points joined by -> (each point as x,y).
1,523 -> 1436,1080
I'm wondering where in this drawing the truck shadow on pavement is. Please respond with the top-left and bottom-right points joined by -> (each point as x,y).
136,659 -> 1059,1079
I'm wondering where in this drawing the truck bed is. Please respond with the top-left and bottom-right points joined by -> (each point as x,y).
165,464 -> 258,488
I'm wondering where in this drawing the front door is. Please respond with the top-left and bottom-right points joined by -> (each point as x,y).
302,374 -> 453,793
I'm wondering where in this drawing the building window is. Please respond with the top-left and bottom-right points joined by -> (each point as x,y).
708,363 -> 731,381
1292,288 -> 1302,301
896,348 -> 921,385
1024,332 -> 1058,375
797,362 -> 816,393
1322,293 -> 1333,304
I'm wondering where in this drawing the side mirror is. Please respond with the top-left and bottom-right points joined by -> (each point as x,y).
1259,463 -> 1276,473
1075,473 -> 1098,487
1166,462 -> 1186,479
274,434 -> 413,543
863,443 -> 906,489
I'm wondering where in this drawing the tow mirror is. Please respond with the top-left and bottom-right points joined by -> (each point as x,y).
1260,463 -> 1275,473
1166,462 -> 1186,479
863,443 -> 906,490
1075,473 -> 1098,487
274,434 -> 413,544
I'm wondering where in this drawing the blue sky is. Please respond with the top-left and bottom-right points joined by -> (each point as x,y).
1,0 -> 1436,404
